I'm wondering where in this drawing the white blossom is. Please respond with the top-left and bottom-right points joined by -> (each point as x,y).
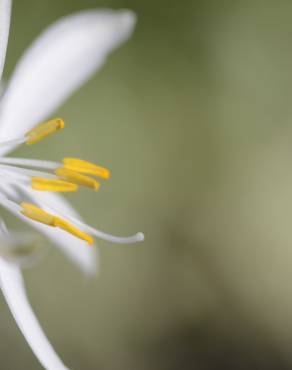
0,2 -> 143,369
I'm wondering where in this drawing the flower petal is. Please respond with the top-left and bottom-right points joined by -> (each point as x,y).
21,189 -> 97,275
0,258 -> 69,370
0,183 -> 97,274
0,9 -> 136,155
0,183 -> 98,274
0,0 -> 11,81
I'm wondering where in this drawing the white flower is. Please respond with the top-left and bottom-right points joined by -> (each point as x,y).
0,1 -> 144,369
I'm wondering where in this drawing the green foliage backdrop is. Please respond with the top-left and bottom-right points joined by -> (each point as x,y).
2,0 -> 292,369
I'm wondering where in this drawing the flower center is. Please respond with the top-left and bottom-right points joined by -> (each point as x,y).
0,118 -> 144,246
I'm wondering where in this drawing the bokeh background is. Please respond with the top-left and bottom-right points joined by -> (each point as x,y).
2,0 -> 292,369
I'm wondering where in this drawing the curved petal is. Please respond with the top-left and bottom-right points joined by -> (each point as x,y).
0,259 -> 69,370
1,185 -> 97,275
23,189 -> 97,275
0,9 -> 136,155
0,0 -> 11,81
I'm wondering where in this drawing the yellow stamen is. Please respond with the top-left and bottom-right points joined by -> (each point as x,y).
31,177 -> 78,192
62,157 -> 110,179
55,168 -> 100,191
20,202 -> 93,245
26,118 -> 65,145
54,217 -> 94,245
20,202 -> 55,225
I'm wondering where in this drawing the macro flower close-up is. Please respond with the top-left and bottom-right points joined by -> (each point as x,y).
4,0 -> 292,370
0,1 -> 143,369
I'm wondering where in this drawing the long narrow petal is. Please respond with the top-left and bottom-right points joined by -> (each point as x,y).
0,185 -> 97,275
0,259 -> 69,370
22,189 -> 97,275
0,9 -> 136,155
0,0 -> 11,81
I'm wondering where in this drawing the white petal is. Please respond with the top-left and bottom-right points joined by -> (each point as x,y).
0,259 -> 69,370
16,187 -> 97,275
0,0 -> 11,81
30,222 -> 97,274
0,9 -> 136,155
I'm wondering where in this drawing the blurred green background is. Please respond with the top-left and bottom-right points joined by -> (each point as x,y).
2,0 -> 292,369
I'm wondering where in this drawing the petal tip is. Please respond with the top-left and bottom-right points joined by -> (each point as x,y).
81,245 -> 99,277
114,9 -> 137,38
118,9 -> 137,28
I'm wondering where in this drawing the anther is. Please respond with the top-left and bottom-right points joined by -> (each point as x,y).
25,118 -> 65,145
20,202 -> 93,245
55,168 -> 100,190
20,202 -> 55,226
62,158 -> 110,179
53,217 -> 93,245
31,177 -> 78,192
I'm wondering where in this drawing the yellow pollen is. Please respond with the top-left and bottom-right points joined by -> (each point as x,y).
20,202 -> 93,245
62,157 -> 110,179
55,168 -> 100,191
31,177 -> 78,192
25,118 -> 65,145
20,202 -> 55,225
53,217 -> 94,245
